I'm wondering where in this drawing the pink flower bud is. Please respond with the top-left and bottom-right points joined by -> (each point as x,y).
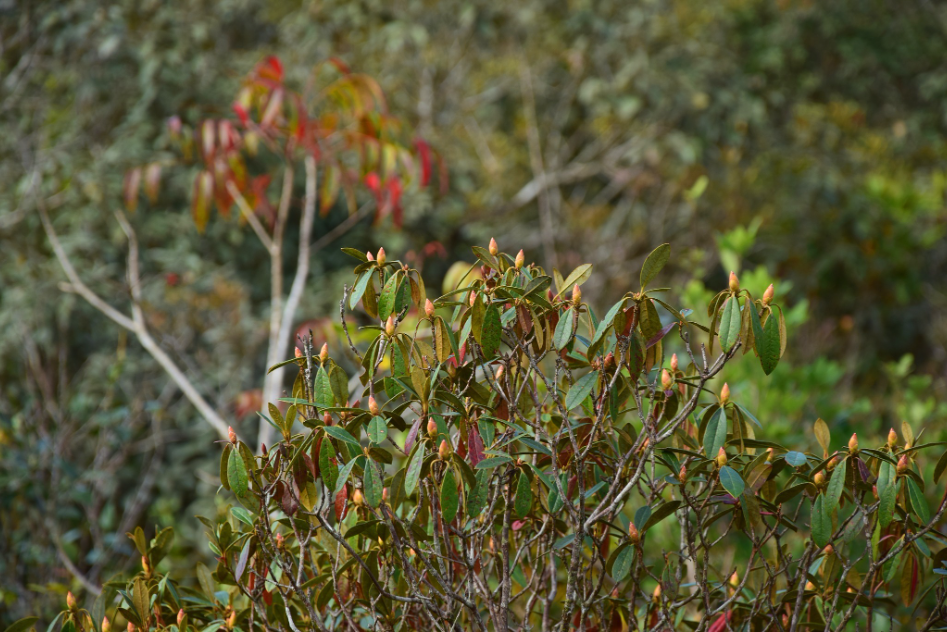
294,346 -> 302,358
376,247 -> 387,265
670,353 -> 679,372
729,271 -> 740,293
385,315 -> 396,336
425,299 -> 435,317
762,283 -> 775,305
661,369 -> 672,390
366,251 -> 375,261
489,238 -> 499,256
716,447 -> 728,467
628,522 -> 640,544
319,343 -> 328,362
228,426 -> 237,444
368,396 -> 380,416
439,439 -> 452,460
897,454 -> 910,475
515,249 -> 525,269
177,610 -> 185,626
427,418 -> 438,438
848,433 -> 858,454
102,617 -> 112,632
66,591 -> 77,609
572,284 -> 582,305
720,383 -> 730,404
887,428 -> 898,448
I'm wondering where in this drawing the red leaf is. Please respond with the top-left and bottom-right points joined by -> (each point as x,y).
256,55 -> 283,83
387,178 -> 403,227
708,611 -> 733,632
467,423 -> 484,467
415,138 -> 432,187
404,417 -> 422,453
261,88 -> 284,128
232,102 -> 249,126
334,485 -> 349,521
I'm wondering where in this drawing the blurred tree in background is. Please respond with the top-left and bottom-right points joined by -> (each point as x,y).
3,0 -> 947,622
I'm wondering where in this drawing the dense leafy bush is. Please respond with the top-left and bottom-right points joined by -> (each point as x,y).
15,242 -> 947,631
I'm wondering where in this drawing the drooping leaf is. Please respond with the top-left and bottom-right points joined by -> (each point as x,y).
718,297 -> 742,353
877,461 -> 898,528
514,471 -> 533,519
320,438 -> 338,492
554,308 -> 576,350
703,408 -> 727,460
335,457 -> 358,494
480,305 -> 502,358
758,313 -> 781,374
467,469 -> 491,518
906,477 -> 931,525
405,445 -> 425,496
440,469 -> 459,522
811,495 -> 832,548
314,366 -> 333,407
363,459 -> 383,507
639,243 -> 670,289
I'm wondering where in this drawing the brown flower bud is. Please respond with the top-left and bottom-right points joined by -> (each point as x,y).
102,617 -> 112,632
716,447 -> 728,468
729,271 -> 740,293
489,237 -> 499,256
762,283 -> 775,305
604,352 -> 616,371
352,489 -> 364,506
319,343 -> 329,362
766,447 -> 774,463
439,439 -> 452,460
385,315 -> 396,336
661,369 -> 672,390
66,591 -> 77,609
228,426 -> 237,444
887,428 -> 898,449
670,353 -> 679,372
177,610 -> 185,627
427,417 -> 438,438
720,383 -> 730,404
294,346 -> 302,358
425,299 -> 435,318
823,544 -> 834,556
628,522 -> 640,544
323,411 -> 332,426
572,284 -> 582,305
813,471 -> 826,486
897,454 -> 910,475
369,396 -> 380,416
678,464 -> 687,483
515,249 -> 525,269
848,433 -> 858,454
376,247 -> 386,266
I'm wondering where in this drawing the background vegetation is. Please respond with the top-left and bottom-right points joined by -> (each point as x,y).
3,0 -> 947,624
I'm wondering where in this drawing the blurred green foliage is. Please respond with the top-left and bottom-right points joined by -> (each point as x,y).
3,0 -> 947,622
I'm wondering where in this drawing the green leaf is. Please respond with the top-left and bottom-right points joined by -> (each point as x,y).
133,577 -> 150,624
906,478 -> 931,525
643,500 -> 681,531
314,366 -> 334,407
758,313 -> 781,375
367,416 -> 387,445
329,365 -> 349,407
565,372 -> 598,410
227,448 -> 249,499
718,297 -> 742,353
877,461 -> 898,528
811,495 -> 832,548
335,457 -> 358,494
633,506 -> 652,530
467,469 -> 491,518
718,465 -> 745,498
350,271 -> 372,309
405,445 -> 424,496
196,562 -> 216,600
320,438 -> 338,492
323,425 -> 362,448
440,470 -> 459,522
612,545 -> 635,582
481,305 -> 502,358
476,455 -> 513,469
553,308 -> 576,350
378,273 -> 400,321
4,618 -> 39,632
784,451 -> 808,467
703,408 -> 727,460
559,263 -> 593,296
231,507 -> 254,526
514,471 -> 532,519
825,456 -> 847,513
935,450 -> 947,484
639,243 -> 671,289
363,460 -> 383,507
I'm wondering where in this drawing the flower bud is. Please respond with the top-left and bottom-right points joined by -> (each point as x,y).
495,365 -> 505,382
369,396 -> 380,416
762,283 -> 775,305
715,447 -> 728,467
897,454 -> 910,475
294,346 -> 302,358
887,428 -> 898,449
766,447 -> 774,463
66,591 -> 77,609
823,544 -> 834,556
319,343 -> 329,362
439,439 -> 452,460
661,369 -> 672,390
177,610 -> 185,627
352,489 -> 365,506
678,464 -> 687,483
469,292 -> 477,307
142,555 -> 151,575
814,471 -> 826,486
729,571 -> 739,587
729,271 -> 740,293
425,299 -> 435,318
826,456 -> 839,471
376,247 -> 386,265
489,238 -> 499,256
805,581 -> 815,592
385,315 -> 396,336
572,284 -> 582,305
604,352 -> 616,371
652,584 -> 662,602
872,485 -> 879,500
127,623 -> 136,632
275,532 -> 285,549
719,383 -> 730,404
427,417 -> 438,438
227,610 -> 237,629
670,353 -> 679,372
382,487 -> 389,503
228,426 -> 237,444
848,433 -> 858,454
515,249 -> 525,269
366,251 -> 375,261
102,617 -> 112,632
628,522 -> 640,544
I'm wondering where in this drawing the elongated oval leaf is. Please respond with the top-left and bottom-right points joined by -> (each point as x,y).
718,465 -> 745,498
405,445 -> 425,496
612,545 -> 635,582
718,297 -> 742,353
320,438 -> 338,492
467,469 -> 491,518
759,313 -> 781,375
440,470 -> 459,522
364,460 -> 383,507
335,457 -> 359,494
825,456 -> 847,512
350,271 -> 372,309
906,477 -> 931,525
4,618 -> 39,632
227,448 -> 249,498
811,495 -> 832,548
368,416 -> 388,445
554,308 -> 576,350
559,263 -> 593,296
514,471 -> 532,519
481,305 -> 502,358
565,372 -> 598,410
703,408 -> 727,459
314,367 -> 333,407
640,243 -> 670,289
323,425 -> 362,448
378,273 -> 400,321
